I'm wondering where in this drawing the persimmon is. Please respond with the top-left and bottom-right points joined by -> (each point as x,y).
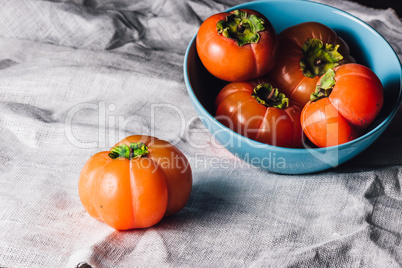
78,135 -> 192,230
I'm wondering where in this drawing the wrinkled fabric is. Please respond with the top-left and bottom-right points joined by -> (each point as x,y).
0,0 -> 402,267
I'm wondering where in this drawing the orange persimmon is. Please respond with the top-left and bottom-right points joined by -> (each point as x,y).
78,135 -> 192,230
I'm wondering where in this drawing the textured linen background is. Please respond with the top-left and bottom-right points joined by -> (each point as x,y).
0,0 -> 402,267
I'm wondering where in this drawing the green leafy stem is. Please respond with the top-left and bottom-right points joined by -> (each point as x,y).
217,10 -> 265,46
300,38 -> 344,78
252,83 -> 289,109
108,142 -> 149,160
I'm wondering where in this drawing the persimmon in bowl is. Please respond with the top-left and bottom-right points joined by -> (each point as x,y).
183,0 -> 402,174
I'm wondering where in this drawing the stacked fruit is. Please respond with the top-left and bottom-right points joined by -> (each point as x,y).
197,9 -> 383,148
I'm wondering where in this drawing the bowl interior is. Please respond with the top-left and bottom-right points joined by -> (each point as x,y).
186,0 -> 402,142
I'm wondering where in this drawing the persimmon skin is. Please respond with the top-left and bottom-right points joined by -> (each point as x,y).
266,22 -> 355,106
196,9 -> 277,82
78,135 -> 192,230
215,81 -> 303,148
301,98 -> 359,148
301,64 -> 383,148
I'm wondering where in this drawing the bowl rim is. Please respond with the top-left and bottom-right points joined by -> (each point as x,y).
183,0 -> 402,154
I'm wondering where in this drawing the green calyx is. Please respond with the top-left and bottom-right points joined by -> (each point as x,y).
252,83 -> 289,109
216,10 -> 265,46
300,38 -> 343,78
108,142 -> 149,160
310,68 -> 336,101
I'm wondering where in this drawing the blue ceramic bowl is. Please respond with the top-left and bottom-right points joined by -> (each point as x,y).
184,0 -> 402,174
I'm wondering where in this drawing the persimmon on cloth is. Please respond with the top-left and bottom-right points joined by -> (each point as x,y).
78,135 -> 192,230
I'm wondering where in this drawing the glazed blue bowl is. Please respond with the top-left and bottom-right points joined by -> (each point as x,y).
184,0 -> 402,174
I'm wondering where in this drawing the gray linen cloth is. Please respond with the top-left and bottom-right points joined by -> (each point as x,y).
1,0 -> 402,267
